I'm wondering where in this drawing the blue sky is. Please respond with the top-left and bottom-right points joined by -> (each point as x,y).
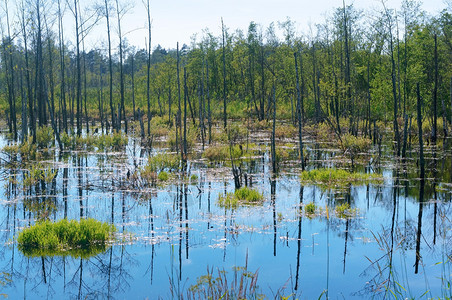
107,0 -> 447,50
4,0 -> 444,52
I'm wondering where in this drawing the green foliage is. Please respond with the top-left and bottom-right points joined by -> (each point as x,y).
335,202 -> 358,219
218,187 -> 264,208
17,218 -> 116,258
275,124 -> 298,140
18,141 -> 37,161
300,168 -> 382,189
158,171 -> 169,181
36,126 -> 54,149
203,144 -> 245,162
304,202 -> 316,215
23,164 -> 56,188
149,116 -> 170,136
339,133 -> 372,155
190,174 -> 198,183
144,153 -> 180,173
168,125 -> 198,152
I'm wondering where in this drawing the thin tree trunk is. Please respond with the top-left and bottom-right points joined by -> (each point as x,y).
432,34 -> 438,144
131,54 -> 136,119
104,0 -> 114,132
74,0 -> 82,136
417,83 -> 424,179
271,85 -> 277,174
206,60 -> 211,144
115,0 -> 126,133
183,67 -> 188,163
4,0 -> 17,140
221,18 -> 227,129
146,0 -> 152,136
57,0 -> 67,133
294,52 -> 304,170
21,0 -> 35,141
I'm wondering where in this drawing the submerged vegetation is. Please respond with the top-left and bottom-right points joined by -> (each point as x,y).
17,219 -> 116,258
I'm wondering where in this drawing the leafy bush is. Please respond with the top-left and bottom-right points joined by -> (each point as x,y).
339,133 -> 372,155
275,124 -> 298,140
158,171 -> 169,181
36,126 -> 54,148
304,202 -> 316,215
144,153 -> 180,173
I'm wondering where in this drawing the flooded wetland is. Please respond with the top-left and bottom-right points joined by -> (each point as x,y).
0,122 -> 451,299
0,1 -> 451,298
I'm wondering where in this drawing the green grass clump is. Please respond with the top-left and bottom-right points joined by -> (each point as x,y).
203,144 -> 245,162
300,168 -> 381,189
140,153 -> 179,183
36,126 -> 54,149
158,171 -> 169,181
218,187 -> 264,208
17,218 -> 116,258
335,202 -> 358,218
304,202 -> 316,215
144,153 -> 180,173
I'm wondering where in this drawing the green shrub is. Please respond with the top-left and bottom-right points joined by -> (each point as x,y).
190,174 -> 198,183
17,218 -> 116,258
335,202 -> 358,218
168,125 -> 198,152
304,202 -> 316,214
144,153 -> 180,173
23,164 -> 56,188
340,133 -> 372,155
158,171 -> 169,181
36,126 -> 54,149
203,145 -> 245,162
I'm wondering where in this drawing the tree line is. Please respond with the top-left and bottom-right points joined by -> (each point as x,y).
0,0 -> 451,157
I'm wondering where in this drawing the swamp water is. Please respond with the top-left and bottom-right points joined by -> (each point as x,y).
0,132 -> 451,299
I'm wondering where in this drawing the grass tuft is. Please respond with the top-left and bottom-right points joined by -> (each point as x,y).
17,218 -> 116,258
300,168 -> 382,189
218,187 -> 264,208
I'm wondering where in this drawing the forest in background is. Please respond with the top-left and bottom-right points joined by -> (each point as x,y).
0,0 -> 451,157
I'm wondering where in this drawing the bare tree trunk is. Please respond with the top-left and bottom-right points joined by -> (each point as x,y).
432,34 -> 438,144
177,42 -> 182,154
104,0 -> 114,132
294,52 -> 304,170
221,18 -> 227,129
145,0 -> 152,136
57,0 -> 67,133
168,74 -> 172,125
183,67 -> 188,163
131,53 -> 136,119
115,0 -> 126,133
20,0 -> 35,141
206,60 -> 211,144
74,0 -> 82,136
4,0 -> 17,140
271,85 -> 277,174
417,83 -> 424,179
